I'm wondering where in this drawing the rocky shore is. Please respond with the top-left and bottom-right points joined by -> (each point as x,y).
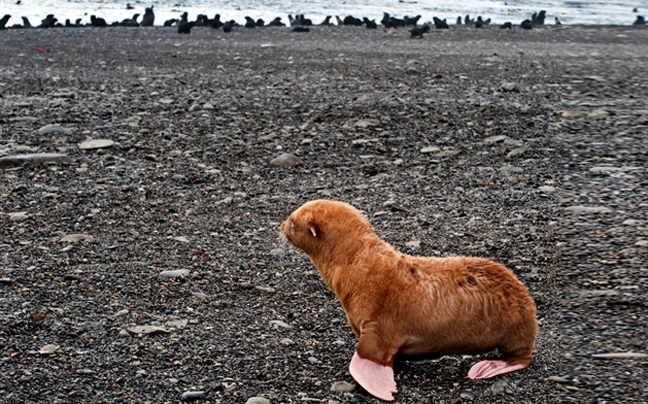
1,25 -> 647,403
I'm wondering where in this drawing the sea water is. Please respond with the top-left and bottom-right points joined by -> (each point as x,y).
0,0 -> 644,27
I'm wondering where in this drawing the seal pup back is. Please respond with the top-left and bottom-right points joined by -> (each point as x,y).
281,200 -> 538,401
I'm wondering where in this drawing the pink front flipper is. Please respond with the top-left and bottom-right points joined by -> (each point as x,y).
349,351 -> 398,401
468,357 -> 531,379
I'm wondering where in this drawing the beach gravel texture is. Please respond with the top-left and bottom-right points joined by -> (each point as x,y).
1,24 -> 647,403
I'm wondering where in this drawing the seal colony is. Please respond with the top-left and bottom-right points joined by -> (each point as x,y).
281,200 -> 538,401
2,6 -> 644,32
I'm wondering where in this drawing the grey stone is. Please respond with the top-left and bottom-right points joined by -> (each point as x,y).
420,146 -> 440,153
483,135 -> 508,144
546,376 -> 570,384
9,212 -> 29,222
507,147 -> 528,158
491,380 -> 507,394
60,234 -> 95,243
166,319 -> 189,329
79,139 -> 114,150
160,269 -> 190,278
501,82 -> 520,92
280,338 -> 295,345
270,248 -> 285,259
245,398 -> 271,404
181,391 -> 209,402
38,344 -> 60,355
127,325 -> 169,335
592,352 -> 648,359
564,206 -> 612,214
39,124 -> 73,135
0,153 -> 72,170
270,153 -> 302,167
269,320 -> 292,329
331,381 -> 355,392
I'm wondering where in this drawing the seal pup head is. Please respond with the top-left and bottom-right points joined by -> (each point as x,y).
281,199 -> 374,257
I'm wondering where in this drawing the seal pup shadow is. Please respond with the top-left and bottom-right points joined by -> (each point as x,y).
281,200 -> 538,401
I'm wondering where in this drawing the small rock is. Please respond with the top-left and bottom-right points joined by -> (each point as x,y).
490,380 -> 507,394
587,109 -> 610,119
81,321 -> 105,334
173,236 -> 190,243
245,398 -> 270,404
307,356 -> 319,364
562,110 -> 583,118
564,206 -> 612,214
0,153 -> 72,170
166,319 -> 189,329
118,329 -> 130,337
270,153 -> 302,168
589,166 -> 627,173
420,146 -> 440,153
280,338 -> 295,345
172,174 -> 186,182
60,234 -> 95,243
354,119 -> 379,129
51,90 -> 75,98
405,240 -> 421,249
501,82 -> 520,92
127,325 -> 169,335
539,186 -> 555,193
622,219 -> 640,226
507,147 -> 528,158
270,248 -> 285,259
546,376 -> 570,384
192,292 -> 209,300
14,145 -> 37,153
111,309 -> 130,319
39,344 -> 60,355
483,135 -> 508,144
331,381 -> 355,392
79,139 -> 114,150
39,124 -> 73,135
160,269 -> 190,279
592,352 -> 648,359
9,212 -> 29,222
181,391 -> 209,402
269,320 -> 292,329
635,240 -> 648,247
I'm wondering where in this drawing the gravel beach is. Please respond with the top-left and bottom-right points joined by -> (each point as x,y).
1,24 -> 647,403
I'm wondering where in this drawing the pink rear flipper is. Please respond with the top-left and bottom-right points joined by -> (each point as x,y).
349,351 -> 398,401
468,357 -> 531,379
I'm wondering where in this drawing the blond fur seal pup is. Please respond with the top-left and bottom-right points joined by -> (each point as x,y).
281,200 -> 538,401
